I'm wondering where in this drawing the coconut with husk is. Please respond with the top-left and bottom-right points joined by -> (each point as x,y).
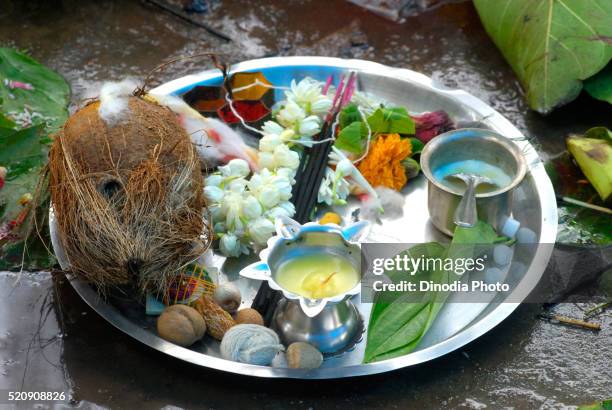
49,83 -> 210,296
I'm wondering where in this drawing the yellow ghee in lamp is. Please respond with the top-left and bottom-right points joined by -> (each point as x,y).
275,254 -> 360,299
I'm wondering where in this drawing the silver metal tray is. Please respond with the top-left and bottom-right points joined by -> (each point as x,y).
49,57 -> 557,379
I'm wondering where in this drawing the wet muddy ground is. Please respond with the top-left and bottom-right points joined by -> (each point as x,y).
0,0 -> 611,409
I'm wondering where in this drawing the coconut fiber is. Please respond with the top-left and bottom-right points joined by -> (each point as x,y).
49,96 -> 210,295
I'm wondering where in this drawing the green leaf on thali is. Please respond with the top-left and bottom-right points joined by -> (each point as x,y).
335,121 -> 366,154
474,0 -> 612,114
409,137 -> 424,155
0,47 -> 70,132
364,224 -> 502,363
367,107 -> 415,135
584,63 -> 612,104
452,220 -> 499,245
566,133 -> 611,201
364,242 -> 446,363
339,103 -> 361,129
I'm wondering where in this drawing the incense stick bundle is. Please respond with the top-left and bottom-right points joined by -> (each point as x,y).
251,72 -> 356,316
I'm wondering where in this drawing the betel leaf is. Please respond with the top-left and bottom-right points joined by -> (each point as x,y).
364,242 -> 446,363
0,47 -> 70,132
335,121 -> 365,154
367,107 -> 415,135
452,220 -> 499,245
474,0 -> 612,114
364,223 -> 501,363
584,62 -> 612,104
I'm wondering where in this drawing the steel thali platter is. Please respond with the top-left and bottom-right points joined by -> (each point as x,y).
49,56 -> 557,379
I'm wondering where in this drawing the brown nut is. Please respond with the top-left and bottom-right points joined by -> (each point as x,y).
157,304 -> 206,347
194,294 -> 235,340
234,308 -> 264,326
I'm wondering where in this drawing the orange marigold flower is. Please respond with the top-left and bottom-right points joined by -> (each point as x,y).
357,133 -> 412,191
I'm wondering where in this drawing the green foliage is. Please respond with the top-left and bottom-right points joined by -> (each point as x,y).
577,397 -> 612,410
409,137 -> 424,155
339,103 -> 361,128
0,47 -> 70,132
0,125 -> 47,220
0,48 -> 69,270
566,127 -> 612,201
584,63 -> 612,104
335,121 -> 366,154
334,105 -> 416,155
474,0 -> 612,113
545,144 -> 612,245
364,222 -> 500,363
367,107 -> 415,135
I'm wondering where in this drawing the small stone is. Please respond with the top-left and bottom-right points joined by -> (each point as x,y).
485,267 -> 504,285
517,227 -> 537,244
271,351 -> 287,368
235,308 -> 264,326
286,342 -> 323,369
493,244 -> 512,266
157,304 -> 206,346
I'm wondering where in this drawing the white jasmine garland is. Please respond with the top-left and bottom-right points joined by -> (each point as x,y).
318,166 -> 350,206
298,115 -> 321,138
276,100 -> 305,128
285,78 -> 332,116
220,233 -> 241,257
205,77 -> 379,257
258,151 -> 275,170
203,185 -> 224,203
205,160 -> 297,256
218,158 -> 250,178
262,120 -> 284,135
259,133 -> 283,152
264,201 -> 295,219
248,218 -> 276,246
272,144 -> 300,170
242,195 -> 263,219
205,174 -> 223,187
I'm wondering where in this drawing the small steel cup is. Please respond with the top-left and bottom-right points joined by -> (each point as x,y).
420,128 -> 527,236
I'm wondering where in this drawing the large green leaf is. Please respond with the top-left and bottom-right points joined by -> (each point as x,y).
474,0 -> 612,114
0,125 -> 55,270
364,224 -> 502,363
0,48 -> 69,270
0,125 -> 48,220
0,47 -> 70,132
584,63 -> 612,104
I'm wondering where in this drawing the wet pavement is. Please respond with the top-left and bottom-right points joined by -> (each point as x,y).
0,1 -> 611,409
